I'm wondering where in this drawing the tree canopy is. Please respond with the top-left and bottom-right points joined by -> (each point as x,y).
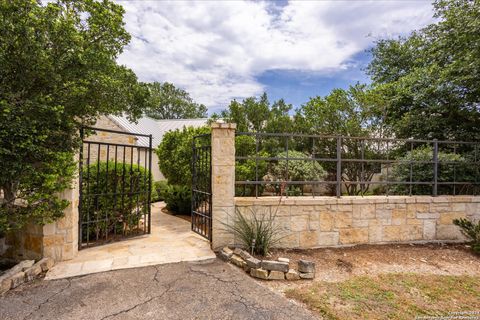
213,93 -> 294,133
294,84 -> 385,138
0,0 -> 147,235
144,82 -> 207,120
367,0 -> 480,141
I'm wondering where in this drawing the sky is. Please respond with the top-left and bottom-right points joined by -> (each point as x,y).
116,0 -> 435,113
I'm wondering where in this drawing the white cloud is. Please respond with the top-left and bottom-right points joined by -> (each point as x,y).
116,0 -> 434,111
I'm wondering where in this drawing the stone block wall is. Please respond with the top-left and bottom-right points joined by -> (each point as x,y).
84,116 -> 139,165
87,116 -> 163,181
233,196 -> 480,248
7,168 -> 79,262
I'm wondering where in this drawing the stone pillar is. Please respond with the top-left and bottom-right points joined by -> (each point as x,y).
7,158 -> 79,262
41,176 -> 79,261
210,122 -> 236,250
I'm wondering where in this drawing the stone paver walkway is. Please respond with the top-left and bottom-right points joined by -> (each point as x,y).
0,259 -> 318,320
46,202 -> 215,280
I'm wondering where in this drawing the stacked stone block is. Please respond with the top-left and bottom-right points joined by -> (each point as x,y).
220,247 -> 315,281
233,196 -> 479,249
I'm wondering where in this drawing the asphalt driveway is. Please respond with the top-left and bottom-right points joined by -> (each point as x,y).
0,259 -> 317,320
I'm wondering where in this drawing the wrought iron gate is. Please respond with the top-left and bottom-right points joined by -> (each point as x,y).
78,127 -> 152,249
191,134 -> 212,241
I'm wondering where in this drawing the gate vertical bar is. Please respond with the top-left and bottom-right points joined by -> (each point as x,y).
191,138 -> 196,233
336,136 -> 342,198
78,127 -> 84,249
148,134 -> 152,234
433,139 -> 438,196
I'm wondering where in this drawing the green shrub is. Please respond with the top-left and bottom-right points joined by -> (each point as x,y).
152,180 -> 168,202
80,161 -> 152,241
453,218 -> 480,254
390,146 -> 474,195
156,126 -> 210,186
0,0 -> 146,237
270,150 -> 327,182
163,184 -> 191,214
235,135 -> 269,196
222,206 -> 283,256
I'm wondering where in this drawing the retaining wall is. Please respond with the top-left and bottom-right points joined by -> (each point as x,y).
233,196 -> 479,248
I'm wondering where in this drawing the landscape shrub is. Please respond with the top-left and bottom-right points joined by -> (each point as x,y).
156,126 -> 210,186
80,161 -> 152,240
162,184 -> 191,215
235,135 -> 269,196
270,150 -> 327,182
223,206 -> 283,256
389,146 -> 474,195
453,218 -> 480,254
152,180 -> 168,202
268,150 -> 326,195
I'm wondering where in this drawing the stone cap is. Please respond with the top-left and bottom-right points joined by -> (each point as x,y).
234,195 -> 480,206
211,121 -> 237,129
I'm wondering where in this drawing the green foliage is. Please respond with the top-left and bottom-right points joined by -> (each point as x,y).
152,180 -> 168,202
214,93 -> 294,133
390,146 -> 474,195
162,185 -> 191,215
294,84 -> 386,195
80,162 -> 152,241
270,151 -> 327,182
156,126 -> 210,186
294,84 -> 385,138
0,0 -> 147,235
144,82 -> 207,120
367,0 -> 480,141
223,206 -> 283,256
453,218 -> 480,253
235,135 -> 268,196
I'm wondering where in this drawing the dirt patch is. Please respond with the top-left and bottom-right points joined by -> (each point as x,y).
285,273 -> 480,320
258,244 -> 480,319
261,243 -> 480,289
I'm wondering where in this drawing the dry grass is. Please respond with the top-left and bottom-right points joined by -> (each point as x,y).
285,273 -> 480,320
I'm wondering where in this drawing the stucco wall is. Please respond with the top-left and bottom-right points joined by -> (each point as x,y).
234,196 -> 479,248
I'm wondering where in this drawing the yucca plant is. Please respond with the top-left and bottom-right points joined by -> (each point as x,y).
222,204 -> 283,256
453,218 -> 480,254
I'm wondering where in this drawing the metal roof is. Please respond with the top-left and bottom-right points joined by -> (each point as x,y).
108,115 -> 209,147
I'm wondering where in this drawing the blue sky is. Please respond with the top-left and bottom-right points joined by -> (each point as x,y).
116,0 -> 435,114
257,50 -> 372,109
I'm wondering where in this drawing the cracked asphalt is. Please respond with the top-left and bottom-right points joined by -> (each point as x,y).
0,259 -> 318,320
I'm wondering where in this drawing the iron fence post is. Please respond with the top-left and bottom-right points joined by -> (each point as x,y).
191,138 -> 195,232
148,134 -> 152,233
255,134 -> 259,198
433,139 -> 438,197
78,127 -> 84,250
336,136 -> 342,198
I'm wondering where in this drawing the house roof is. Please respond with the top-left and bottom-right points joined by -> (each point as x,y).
108,115 -> 209,148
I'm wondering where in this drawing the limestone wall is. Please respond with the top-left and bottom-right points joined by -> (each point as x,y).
84,116 -> 139,166
86,116 -> 162,181
7,167 -> 79,262
234,196 -> 480,248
